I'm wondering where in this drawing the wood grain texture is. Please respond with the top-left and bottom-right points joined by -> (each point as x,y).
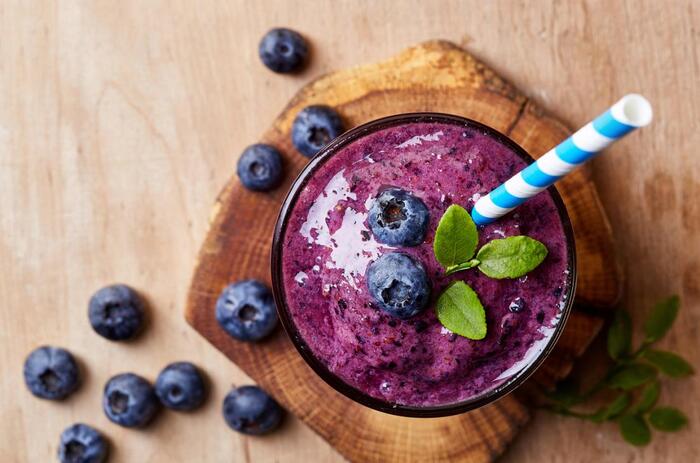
185,40 -> 611,462
1,1 -> 698,462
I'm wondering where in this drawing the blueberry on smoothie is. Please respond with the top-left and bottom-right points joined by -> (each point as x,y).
222,385 -> 283,435
367,252 -> 430,319
155,362 -> 206,411
258,28 -> 308,73
291,105 -> 344,157
102,373 -> 159,428
237,144 -> 283,191
215,280 -> 278,341
368,188 -> 429,246
58,423 -> 108,463
509,297 -> 526,313
88,284 -> 145,341
23,346 -> 80,400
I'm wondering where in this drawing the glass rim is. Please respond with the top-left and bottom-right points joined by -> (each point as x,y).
271,112 -> 577,417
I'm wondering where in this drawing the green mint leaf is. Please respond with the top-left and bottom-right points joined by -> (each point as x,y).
643,295 -> 680,343
643,350 -> 694,378
433,205 -> 478,270
608,364 -> 657,390
649,407 -> 688,432
435,281 -> 486,340
445,259 -> 480,276
591,393 -> 631,423
476,236 -> 548,279
619,415 -> 652,446
630,381 -> 660,414
607,310 -> 632,360
603,393 -> 631,421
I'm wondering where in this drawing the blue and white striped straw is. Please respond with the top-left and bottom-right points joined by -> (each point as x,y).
471,94 -> 653,226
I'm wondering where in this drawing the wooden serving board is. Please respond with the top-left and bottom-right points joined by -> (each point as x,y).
185,41 -> 621,462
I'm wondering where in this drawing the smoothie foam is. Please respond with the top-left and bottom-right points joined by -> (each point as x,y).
279,120 -> 572,407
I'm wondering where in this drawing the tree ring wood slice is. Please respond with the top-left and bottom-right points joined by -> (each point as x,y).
185,41 -> 620,463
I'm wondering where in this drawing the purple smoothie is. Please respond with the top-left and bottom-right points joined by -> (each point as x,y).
278,119 -> 573,407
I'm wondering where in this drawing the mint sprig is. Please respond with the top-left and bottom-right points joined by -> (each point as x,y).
436,281 -> 486,340
476,236 -> 548,279
590,393 -> 631,422
629,381 -> 660,414
607,364 -> 657,390
434,205 -> 548,279
434,204 -> 478,269
543,295 -> 693,447
643,295 -> 679,342
607,309 -> 632,360
649,407 -> 688,431
619,415 -> 651,446
643,350 -> 694,377
431,205 -> 549,340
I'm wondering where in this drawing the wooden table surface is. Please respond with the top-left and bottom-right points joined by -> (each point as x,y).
1,1 -> 697,461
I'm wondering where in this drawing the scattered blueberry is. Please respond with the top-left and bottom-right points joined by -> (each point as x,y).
88,284 -> 145,341
291,105 -> 343,157
367,253 -> 430,319
509,297 -> 526,313
215,280 -> 278,341
258,28 -> 308,73
368,188 -> 429,246
23,346 -> 79,400
237,144 -> 284,191
102,373 -> 159,428
155,362 -> 206,411
58,423 -> 108,463
222,385 -> 283,435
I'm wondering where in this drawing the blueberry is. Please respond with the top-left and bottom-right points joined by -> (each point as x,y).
237,144 -> 283,191
103,373 -> 159,428
368,188 -> 429,246
258,28 -> 308,73
58,423 -> 108,463
88,284 -> 145,341
222,385 -> 283,435
509,297 -> 526,313
23,346 -> 79,400
291,105 -> 344,157
155,362 -> 206,411
367,253 -> 430,319
215,280 -> 278,341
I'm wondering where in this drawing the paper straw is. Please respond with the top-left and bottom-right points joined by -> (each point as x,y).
471,94 -> 653,226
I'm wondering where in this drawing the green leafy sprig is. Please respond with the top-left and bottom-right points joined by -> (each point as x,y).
543,296 -> 693,446
432,205 -> 549,339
